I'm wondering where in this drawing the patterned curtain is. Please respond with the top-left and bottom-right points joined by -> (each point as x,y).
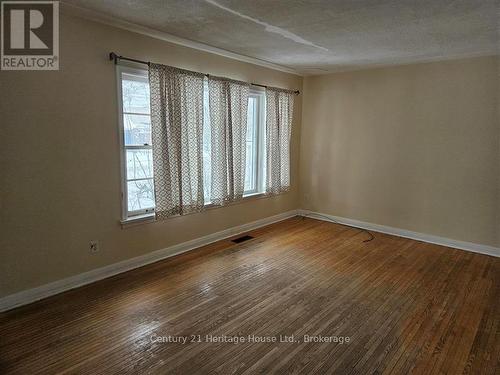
208,76 -> 250,205
149,63 -> 205,219
265,87 -> 295,195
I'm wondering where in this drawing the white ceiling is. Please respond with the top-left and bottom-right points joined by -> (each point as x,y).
64,0 -> 499,75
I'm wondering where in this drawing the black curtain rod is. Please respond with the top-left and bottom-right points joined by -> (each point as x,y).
109,52 -> 300,95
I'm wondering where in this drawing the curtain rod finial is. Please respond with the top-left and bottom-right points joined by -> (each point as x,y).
109,52 -> 117,64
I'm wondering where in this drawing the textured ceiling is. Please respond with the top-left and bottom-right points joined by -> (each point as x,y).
64,0 -> 499,74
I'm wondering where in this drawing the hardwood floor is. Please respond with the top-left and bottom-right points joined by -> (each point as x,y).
0,217 -> 498,374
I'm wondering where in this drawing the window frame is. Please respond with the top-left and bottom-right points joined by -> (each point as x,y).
116,64 -> 155,221
244,87 -> 266,196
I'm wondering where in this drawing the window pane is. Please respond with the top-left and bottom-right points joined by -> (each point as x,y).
127,179 -> 155,212
244,96 -> 257,193
245,141 -> 255,191
247,97 -> 256,141
126,149 -> 153,179
123,114 -> 152,146
202,78 -> 212,202
122,77 -> 150,114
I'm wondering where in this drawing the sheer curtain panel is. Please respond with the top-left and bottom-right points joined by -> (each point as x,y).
149,63 -> 205,219
265,87 -> 295,195
208,76 -> 250,205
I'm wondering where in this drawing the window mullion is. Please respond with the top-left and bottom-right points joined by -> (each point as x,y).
124,145 -> 152,149
126,177 -> 154,183
123,111 -> 151,116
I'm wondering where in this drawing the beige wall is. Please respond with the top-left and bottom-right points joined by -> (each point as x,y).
0,14 -> 302,297
300,56 -> 499,247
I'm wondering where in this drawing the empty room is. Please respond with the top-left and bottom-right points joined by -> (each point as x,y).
0,0 -> 499,373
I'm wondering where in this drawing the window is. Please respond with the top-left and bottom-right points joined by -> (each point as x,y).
202,82 -> 266,203
117,66 -> 155,219
117,67 -> 266,220
244,89 -> 266,194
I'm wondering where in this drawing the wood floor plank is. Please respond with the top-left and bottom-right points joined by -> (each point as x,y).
0,217 -> 498,374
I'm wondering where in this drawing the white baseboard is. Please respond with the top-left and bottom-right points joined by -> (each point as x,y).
299,210 -> 500,258
0,210 -> 299,313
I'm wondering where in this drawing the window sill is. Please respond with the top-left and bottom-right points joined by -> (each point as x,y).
120,212 -> 155,228
120,191 -> 280,228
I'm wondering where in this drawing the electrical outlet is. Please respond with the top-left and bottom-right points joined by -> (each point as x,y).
89,240 -> 99,253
